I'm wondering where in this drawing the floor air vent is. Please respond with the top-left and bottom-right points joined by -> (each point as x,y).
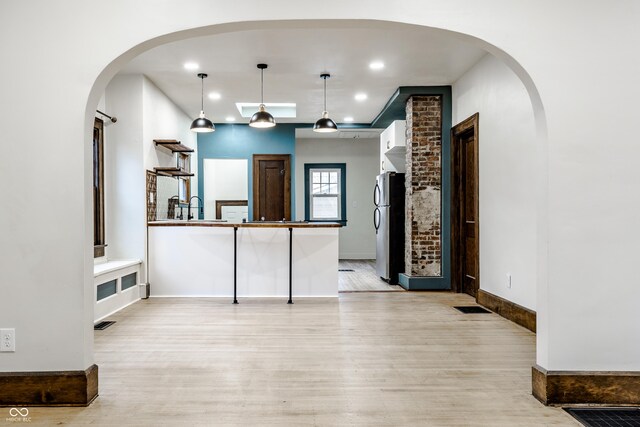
565,408 -> 640,427
454,306 -> 491,314
338,269 -> 355,272
94,321 -> 116,330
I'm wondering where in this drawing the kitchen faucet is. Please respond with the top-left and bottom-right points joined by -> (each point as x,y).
188,196 -> 203,220
169,195 -> 184,220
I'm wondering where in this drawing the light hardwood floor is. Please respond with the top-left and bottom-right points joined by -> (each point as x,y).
339,260 -> 404,292
23,293 -> 577,426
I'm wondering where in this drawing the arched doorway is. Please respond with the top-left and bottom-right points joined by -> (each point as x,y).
85,14 -> 549,400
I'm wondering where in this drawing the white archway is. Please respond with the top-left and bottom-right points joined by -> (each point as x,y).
84,17 -> 549,363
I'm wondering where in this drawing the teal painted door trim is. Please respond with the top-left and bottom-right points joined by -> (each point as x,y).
303,163 -> 347,225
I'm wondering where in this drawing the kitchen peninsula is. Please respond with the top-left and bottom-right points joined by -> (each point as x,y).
148,221 -> 341,299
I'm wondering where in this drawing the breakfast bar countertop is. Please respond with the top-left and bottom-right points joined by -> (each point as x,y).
148,220 -> 340,298
147,220 -> 342,228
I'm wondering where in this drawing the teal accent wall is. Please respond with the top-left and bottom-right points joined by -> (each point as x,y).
197,123 -> 301,220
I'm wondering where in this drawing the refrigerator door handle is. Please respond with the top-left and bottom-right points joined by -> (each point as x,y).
373,207 -> 381,234
373,183 -> 380,207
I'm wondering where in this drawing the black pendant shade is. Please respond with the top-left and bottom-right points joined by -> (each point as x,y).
190,73 -> 215,133
313,112 -> 338,133
190,112 -> 214,133
249,64 -> 275,128
250,104 -> 276,128
313,73 -> 338,133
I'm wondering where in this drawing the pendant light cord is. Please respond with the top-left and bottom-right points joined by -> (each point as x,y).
261,68 -> 264,104
323,77 -> 327,112
200,75 -> 204,111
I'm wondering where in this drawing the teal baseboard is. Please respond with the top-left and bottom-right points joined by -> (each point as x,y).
398,273 -> 451,290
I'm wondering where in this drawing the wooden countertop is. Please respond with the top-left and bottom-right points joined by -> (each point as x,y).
147,220 -> 342,228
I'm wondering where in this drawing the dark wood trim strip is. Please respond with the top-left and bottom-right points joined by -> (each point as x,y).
532,365 -> 640,406
215,200 -> 248,220
0,364 -> 98,407
477,289 -> 536,333
93,118 -> 105,259
450,112 -> 480,296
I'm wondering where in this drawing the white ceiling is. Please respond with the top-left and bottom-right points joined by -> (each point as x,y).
120,26 -> 487,124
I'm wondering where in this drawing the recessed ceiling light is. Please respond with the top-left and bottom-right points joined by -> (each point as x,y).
183,62 -> 199,71
343,117 -> 354,122
354,93 -> 368,101
369,61 -> 385,70
208,92 -> 221,100
225,116 -> 236,122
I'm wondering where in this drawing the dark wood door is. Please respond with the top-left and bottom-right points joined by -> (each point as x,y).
253,154 -> 291,221
451,114 -> 479,297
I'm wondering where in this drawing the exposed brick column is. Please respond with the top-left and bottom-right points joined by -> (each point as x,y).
405,96 -> 442,276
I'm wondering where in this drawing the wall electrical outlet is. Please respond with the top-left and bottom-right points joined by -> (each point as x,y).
506,273 -> 512,289
1,328 -> 16,352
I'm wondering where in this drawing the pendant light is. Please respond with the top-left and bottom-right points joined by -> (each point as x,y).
190,73 -> 215,133
249,64 -> 276,128
313,73 -> 338,133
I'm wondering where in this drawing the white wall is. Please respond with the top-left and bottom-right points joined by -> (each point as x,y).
295,137 -> 379,259
452,54 -> 537,311
203,159 -> 248,220
104,75 -> 198,283
142,76 -> 198,187
1,0 -> 640,374
104,75 -> 146,269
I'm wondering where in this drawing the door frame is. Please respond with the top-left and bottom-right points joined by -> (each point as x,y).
252,154 -> 291,220
450,113 -> 479,295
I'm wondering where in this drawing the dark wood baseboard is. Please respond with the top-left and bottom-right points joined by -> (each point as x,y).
0,364 -> 98,406
476,289 -> 536,333
533,365 -> 640,406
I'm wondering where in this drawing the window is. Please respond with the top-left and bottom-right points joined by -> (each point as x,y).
178,153 -> 191,204
304,163 -> 346,224
93,118 -> 106,258
178,177 -> 191,204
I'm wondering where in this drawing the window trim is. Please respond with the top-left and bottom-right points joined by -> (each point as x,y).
304,163 -> 347,225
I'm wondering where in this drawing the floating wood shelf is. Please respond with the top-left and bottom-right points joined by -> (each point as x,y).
154,167 -> 194,177
154,139 -> 194,153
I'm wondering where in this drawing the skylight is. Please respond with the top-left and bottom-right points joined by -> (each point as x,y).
235,102 -> 297,118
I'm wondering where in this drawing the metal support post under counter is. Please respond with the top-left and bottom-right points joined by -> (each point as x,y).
233,226 -> 238,304
288,227 -> 293,304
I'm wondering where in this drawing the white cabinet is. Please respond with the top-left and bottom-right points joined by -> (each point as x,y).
381,120 -> 406,153
380,120 -> 407,173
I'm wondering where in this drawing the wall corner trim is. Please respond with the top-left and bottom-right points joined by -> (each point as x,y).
476,289 -> 536,333
532,365 -> 640,406
0,364 -> 98,407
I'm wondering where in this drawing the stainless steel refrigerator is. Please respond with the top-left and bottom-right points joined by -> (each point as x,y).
374,172 -> 405,284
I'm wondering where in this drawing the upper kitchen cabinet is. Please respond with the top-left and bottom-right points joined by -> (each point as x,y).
380,120 -> 407,173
